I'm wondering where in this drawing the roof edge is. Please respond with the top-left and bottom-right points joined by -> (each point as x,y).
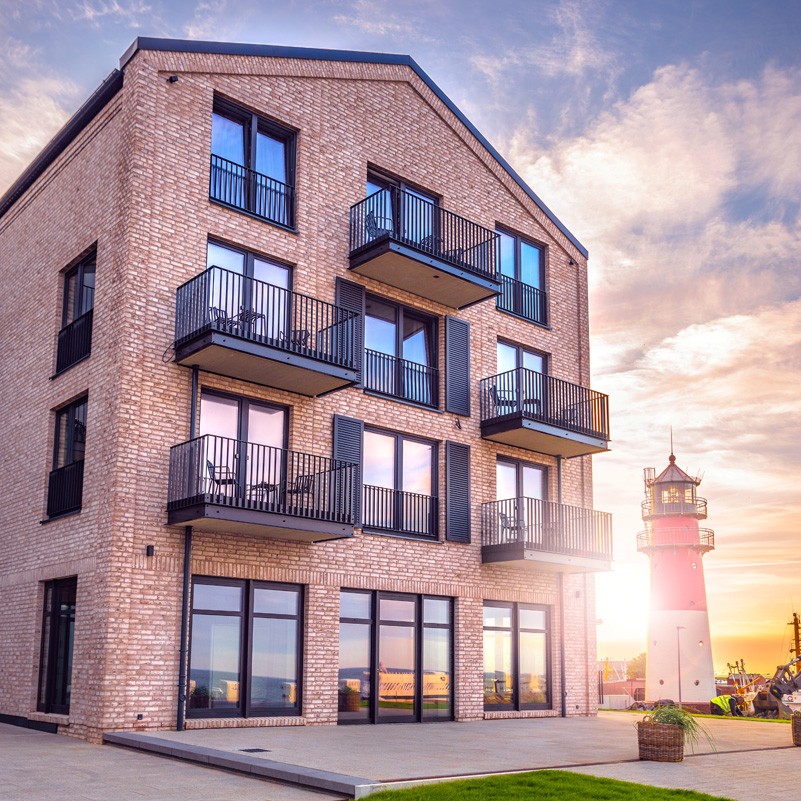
121,37 -> 588,258
0,69 -> 124,222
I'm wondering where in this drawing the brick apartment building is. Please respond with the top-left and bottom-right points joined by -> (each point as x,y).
0,38 -> 612,742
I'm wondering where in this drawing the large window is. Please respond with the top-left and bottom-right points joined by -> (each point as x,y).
496,228 -> 546,325
494,340 -> 548,415
37,577 -> 77,715
366,171 -> 438,248
494,457 -> 548,546
47,396 -> 88,518
338,590 -> 452,724
56,251 -> 95,374
364,295 -> 438,407
483,602 -> 550,710
362,428 -> 437,538
188,578 -> 303,717
210,99 -> 296,227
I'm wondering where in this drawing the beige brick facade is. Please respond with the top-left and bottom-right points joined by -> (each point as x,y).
0,40 -> 608,743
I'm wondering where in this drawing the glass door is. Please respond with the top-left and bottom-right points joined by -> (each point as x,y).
377,595 -> 417,722
206,242 -> 245,325
365,298 -> 398,397
496,459 -> 547,545
252,257 -> 290,341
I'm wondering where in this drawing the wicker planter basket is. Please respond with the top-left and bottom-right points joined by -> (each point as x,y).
792,713 -> 801,746
638,717 -> 685,762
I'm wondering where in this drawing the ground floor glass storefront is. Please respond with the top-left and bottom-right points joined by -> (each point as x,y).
338,590 -> 453,723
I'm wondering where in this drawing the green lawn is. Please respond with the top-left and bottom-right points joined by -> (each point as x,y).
368,771 -> 735,801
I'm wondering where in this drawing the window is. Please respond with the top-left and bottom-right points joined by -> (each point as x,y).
494,341 -> 548,414
362,429 -> 437,538
55,251 -> 95,373
365,172 -> 439,249
47,396 -> 88,518
210,99 -> 296,227
494,457 -> 548,546
37,577 -> 77,715
188,578 -> 303,717
338,590 -> 452,724
483,602 -> 550,710
496,228 -> 546,325
364,295 -> 438,407
206,240 -> 291,339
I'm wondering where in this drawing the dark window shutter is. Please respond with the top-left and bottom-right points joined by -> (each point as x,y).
333,414 -> 363,526
445,316 -> 470,416
335,278 -> 365,384
445,441 -> 471,543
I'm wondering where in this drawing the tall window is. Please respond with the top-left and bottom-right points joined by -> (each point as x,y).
364,295 -> 438,407
495,457 -> 548,546
494,341 -> 548,414
47,396 -> 88,518
483,602 -> 550,710
366,172 -> 438,248
188,578 -> 303,718
38,577 -> 77,714
56,252 -> 95,373
210,99 -> 296,227
362,429 -> 437,538
338,590 -> 453,724
496,228 -> 546,325
206,240 -> 291,339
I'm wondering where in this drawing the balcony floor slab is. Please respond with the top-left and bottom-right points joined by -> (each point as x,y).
481,416 -> 609,458
482,542 -> 611,573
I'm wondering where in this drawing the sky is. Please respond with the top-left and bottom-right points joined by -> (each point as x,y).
2,0 -> 799,677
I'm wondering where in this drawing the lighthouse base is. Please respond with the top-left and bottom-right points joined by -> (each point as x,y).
645,610 -> 716,705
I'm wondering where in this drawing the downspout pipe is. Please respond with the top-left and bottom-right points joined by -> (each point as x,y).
557,456 -> 567,718
177,365 -> 198,731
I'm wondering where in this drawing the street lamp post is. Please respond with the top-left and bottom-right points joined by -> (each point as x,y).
676,625 -> 685,708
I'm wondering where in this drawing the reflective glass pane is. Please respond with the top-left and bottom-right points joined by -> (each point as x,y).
423,627 -> 450,719
496,461 -> 517,502
80,263 -> 95,315
402,439 -> 432,496
339,622 -> 371,721
206,244 -> 244,321
64,271 -> 78,325
498,231 -> 515,277
253,258 -> 289,288
521,350 -> 544,374
365,299 -> 397,356
247,405 -> 285,449
483,628 -> 513,706
483,604 -> 512,629
378,625 -> 415,719
341,591 -> 371,620
255,131 -> 286,183
363,431 -> 395,489
522,465 -> 546,501
206,242 -> 245,274
71,400 -> 87,463
250,617 -> 297,709
211,113 -> 245,165
200,394 -> 239,439
380,597 -> 416,622
188,614 -> 241,711
402,316 -> 429,366
520,241 -> 541,288
403,187 -> 435,245
423,597 -> 450,625
253,587 -> 298,616
193,583 -> 243,612
519,631 -> 548,705
496,342 -> 517,374
519,607 -> 547,630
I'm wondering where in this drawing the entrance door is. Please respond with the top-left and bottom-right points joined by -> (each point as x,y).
38,577 -> 77,714
377,594 -> 417,722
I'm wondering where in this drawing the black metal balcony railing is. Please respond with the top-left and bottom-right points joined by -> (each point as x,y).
362,484 -> 438,539
175,266 -> 359,370
55,310 -> 93,374
479,367 -> 610,439
168,435 -> 355,525
47,460 -> 84,518
497,274 -> 547,326
641,497 -> 708,519
481,497 -> 612,560
637,527 -> 715,553
349,186 -> 498,280
363,349 -> 439,408
210,154 -> 295,228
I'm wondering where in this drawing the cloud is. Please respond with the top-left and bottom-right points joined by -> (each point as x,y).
332,0 -> 441,43
69,0 -> 152,28
184,0 -> 227,39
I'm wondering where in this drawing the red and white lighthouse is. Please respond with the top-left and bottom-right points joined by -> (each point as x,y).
637,453 -> 716,707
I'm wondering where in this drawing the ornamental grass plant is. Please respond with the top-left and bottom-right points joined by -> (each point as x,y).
648,705 -> 716,753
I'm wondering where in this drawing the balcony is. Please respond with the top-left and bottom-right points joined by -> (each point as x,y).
363,349 -> 439,408
209,154 -> 295,228
481,497 -> 612,572
496,274 -> 547,326
641,497 -> 708,520
167,435 -> 356,543
47,461 -> 84,518
479,368 -> 610,458
55,310 -> 93,375
637,527 -> 715,555
362,485 -> 438,539
174,267 -> 359,396
349,187 -> 500,309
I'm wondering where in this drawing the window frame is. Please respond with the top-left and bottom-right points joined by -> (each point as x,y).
37,576 -> 78,715
53,396 -> 88,471
187,576 -> 304,719
206,238 -> 294,289
483,600 -> 551,712
199,388 -> 288,447
496,339 -> 548,375
495,455 -> 548,502
495,226 -> 547,326
338,589 -> 453,725
61,251 -> 96,329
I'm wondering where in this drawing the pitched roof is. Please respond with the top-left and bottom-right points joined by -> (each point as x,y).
653,454 -> 700,485
1,38 -> 588,257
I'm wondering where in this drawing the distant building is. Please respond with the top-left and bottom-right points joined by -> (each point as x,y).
0,38 -> 612,741
638,454 -> 716,708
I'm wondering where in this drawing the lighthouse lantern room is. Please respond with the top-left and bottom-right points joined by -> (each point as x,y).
637,452 -> 716,708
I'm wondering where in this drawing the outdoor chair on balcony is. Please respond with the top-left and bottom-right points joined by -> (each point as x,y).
285,473 -> 315,508
206,460 -> 239,499
498,512 -> 527,544
279,328 -> 311,349
489,384 -> 517,412
365,211 -> 393,241
209,306 -> 233,329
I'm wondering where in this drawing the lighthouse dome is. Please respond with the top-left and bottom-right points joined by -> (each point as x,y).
642,453 -> 707,520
